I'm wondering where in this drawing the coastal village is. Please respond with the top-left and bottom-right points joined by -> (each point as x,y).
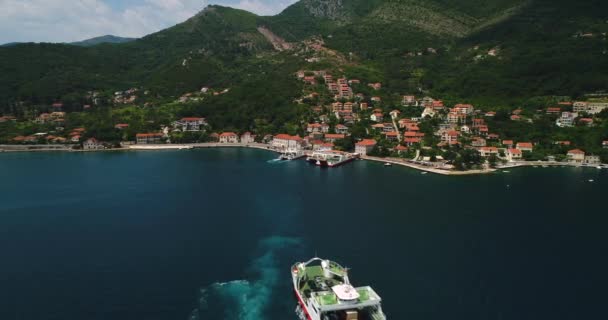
1,71 -> 608,173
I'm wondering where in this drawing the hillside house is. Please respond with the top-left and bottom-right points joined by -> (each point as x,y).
335,124 -> 349,134
479,147 -> 499,157
371,113 -> 384,122
174,117 -> 208,132
516,142 -> 534,152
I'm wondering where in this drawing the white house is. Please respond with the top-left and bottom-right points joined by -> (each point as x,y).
272,134 -> 304,151
240,132 -> 255,144
370,113 -> 384,122
173,117 -> 207,132
83,138 -> 104,150
567,149 -> 585,163
506,148 -> 522,161
219,132 -> 239,143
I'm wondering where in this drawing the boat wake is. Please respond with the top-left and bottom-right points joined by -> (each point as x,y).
189,236 -> 302,320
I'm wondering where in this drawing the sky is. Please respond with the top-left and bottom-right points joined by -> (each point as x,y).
0,0 -> 298,44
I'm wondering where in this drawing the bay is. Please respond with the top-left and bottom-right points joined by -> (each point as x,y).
0,148 -> 606,320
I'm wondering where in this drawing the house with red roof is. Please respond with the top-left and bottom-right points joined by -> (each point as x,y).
384,132 -> 399,141
394,145 -> 408,154
454,104 -> 474,115
83,138 -> 104,150
370,113 -> 384,122
307,123 -> 330,134
510,115 -> 522,121
546,107 -> 561,115
219,132 -> 239,143
115,123 -> 129,130
136,133 -> 163,144
506,148 -> 523,161
335,124 -> 349,134
603,141 -> 608,149
567,149 -> 586,163
355,139 -> 377,155
272,134 -> 304,151
502,140 -> 514,148
441,130 -> 459,144
516,142 -> 534,152
324,134 -> 345,142
479,147 -> 499,157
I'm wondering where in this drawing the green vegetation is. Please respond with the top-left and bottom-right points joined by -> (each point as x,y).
0,0 -> 606,162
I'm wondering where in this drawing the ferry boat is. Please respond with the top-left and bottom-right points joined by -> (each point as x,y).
292,258 -> 386,320
307,151 -> 356,167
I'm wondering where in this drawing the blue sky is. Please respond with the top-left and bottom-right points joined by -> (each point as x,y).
0,0 -> 298,44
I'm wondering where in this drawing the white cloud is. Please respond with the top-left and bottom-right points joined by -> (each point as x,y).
0,0 -> 297,44
231,0 -> 297,16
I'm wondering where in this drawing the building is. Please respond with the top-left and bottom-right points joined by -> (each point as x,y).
453,104 -> 474,115
219,132 -> 239,143
355,139 -> 377,155
272,134 -> 304,151
471,137 -> 487,147
335,124 -> 349,134
478,147 -> 499,157
83,138 -> 104,150
506,148 -> 523,161
389,110 -> 401,119
370,113 -> 384,122
556,112 -> 577,127
324,134 -> 345,142
584,155 -> 601,165
603,141 -> 608,149
516,142 -> 534,152
402,95 -> 416,106
546,107 -> 561,115
136,133 -> 163,144
503,140 -> 514,148
241,132 -> 255,144
384,132 -> 399,141
441,130 -> 459,144
573,101 -> 608,114
115,124 -> 129,130
567,149 -> 586,163
307,123 -> 330,133
174,117 -> 208,132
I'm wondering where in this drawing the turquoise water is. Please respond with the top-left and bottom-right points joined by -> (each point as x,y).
0,149 -> 606,320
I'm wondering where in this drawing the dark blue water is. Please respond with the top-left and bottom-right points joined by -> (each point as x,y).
0,149 -> 606,320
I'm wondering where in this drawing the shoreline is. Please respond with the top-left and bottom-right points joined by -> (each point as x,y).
361,155 -> 497,176
2,143 -> 605,174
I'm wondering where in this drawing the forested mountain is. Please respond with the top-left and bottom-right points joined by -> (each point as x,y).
0,0 -> 606,114
70,35 -> 136,47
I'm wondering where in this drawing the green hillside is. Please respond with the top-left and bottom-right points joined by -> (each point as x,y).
0,0 -> 606,115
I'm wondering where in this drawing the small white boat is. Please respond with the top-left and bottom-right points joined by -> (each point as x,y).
597,166 -> 603,169
384,163 -> 392,167
421,172 -> 428,175
588,179 -> 595,182
502,170 -> 510,173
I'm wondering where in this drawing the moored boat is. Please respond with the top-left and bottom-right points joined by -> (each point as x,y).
292,258 -> 386,320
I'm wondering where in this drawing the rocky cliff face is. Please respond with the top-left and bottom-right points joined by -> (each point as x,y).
301,0 -> 348,20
